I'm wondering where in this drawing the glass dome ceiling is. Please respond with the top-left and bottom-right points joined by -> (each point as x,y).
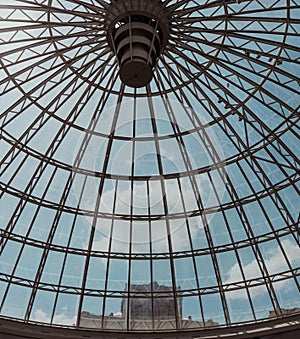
0,0 -> 299,333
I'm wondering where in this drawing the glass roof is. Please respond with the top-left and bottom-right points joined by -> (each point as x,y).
0,0 -> 299,333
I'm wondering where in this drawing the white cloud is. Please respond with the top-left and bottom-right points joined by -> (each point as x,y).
31,309 -> 50,323
31,308 -> 76,326
82,170 -> 225,259
225,239 -> 300,299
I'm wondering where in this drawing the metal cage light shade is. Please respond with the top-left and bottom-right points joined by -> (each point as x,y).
105,0 -> 170,87
0,0 -> 299,335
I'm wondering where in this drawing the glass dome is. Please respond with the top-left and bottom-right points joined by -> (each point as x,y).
0,0 -> 299,334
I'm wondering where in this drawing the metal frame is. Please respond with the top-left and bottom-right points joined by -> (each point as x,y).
0,313 -> 300,338
0,0 -> 299,334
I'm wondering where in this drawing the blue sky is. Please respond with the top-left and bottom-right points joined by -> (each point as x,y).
0,0 -> 299,331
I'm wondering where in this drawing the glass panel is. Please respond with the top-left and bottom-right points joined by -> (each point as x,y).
189,216 -> 208,249
60,254 -> 85,287
15,246 -> 43,280
0,241 -> 22,275
202,293 -> 226,325
29,208 -> 56,241
280,236 -> 300,270
259,240 -> 290,275
273,279 -> 300,311
107,259 -> 128,291
218,251 -> 243,284
195,255 -> 218,288
40,250 -> 65,285
153,260 -> 172,286
69,215 -> 92,249
80,296 -> 104,328
209,212 -> 231,246
52,293 -> 79,326
151,220 -> 169,253
175,257 -> 197,290
181,295 -> 202,325
29,289 -> 56,323
103,297 -> 123,323
225,289 -> 254,323
86,256 -> 107,291
250,285 -> 274,320
1,284 -> 31,319
130,260 -> 151,285
132,220 -> 150,253
170,219 -> 191,252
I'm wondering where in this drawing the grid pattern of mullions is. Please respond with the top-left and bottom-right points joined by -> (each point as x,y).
0,0 -> 299,333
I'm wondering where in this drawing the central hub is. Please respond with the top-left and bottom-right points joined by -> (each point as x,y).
105,0 -> 169,88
